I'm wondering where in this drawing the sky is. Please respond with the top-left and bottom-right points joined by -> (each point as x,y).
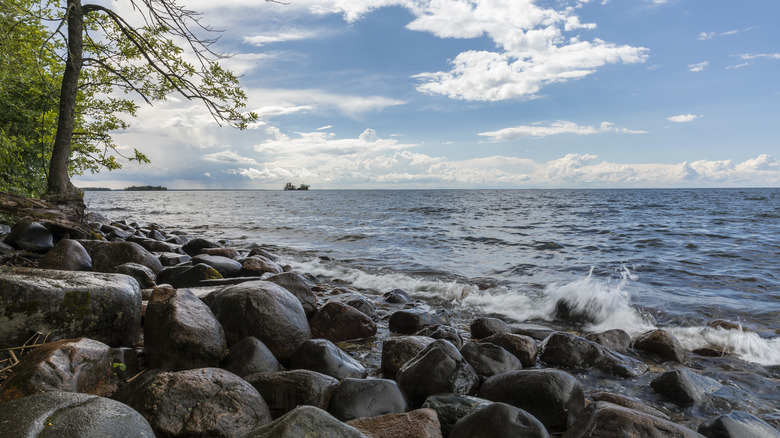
73,0 -> 780,189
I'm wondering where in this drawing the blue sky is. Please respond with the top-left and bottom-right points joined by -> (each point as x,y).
74,0 -> 780,189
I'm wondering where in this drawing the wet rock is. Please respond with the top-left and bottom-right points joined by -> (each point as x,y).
157,263 -> 223,288
384,288 -> 413,304
241,255 -> 284,276
396,339 -> 479,408
112,347 -> 141,383
562,401 -> 702,438
192,254 -> 242,278
245,370 -> 339,419
633,329 -> 687,363
0,267 -> 141,348
449,402 -> 549,438
0,338 -> 113,402
265,271 -> 318,318
328,293 -> 379,320
470,317 -> 512,339
478,369 -> 585,434
554,299 -> 595,325
481,333 -> 538,367
244,405 -> 366,438
460,342 -> 523,382
707,320 -> 750,332
88,241 -> 163,274
38,239 -> 92,271
511,324 -> 556,341
310,301 -> 377,343
347,408 -> 442,438
381,335 -> 436,379
328,377 -> 408,421
650,369 -> 723,405
159,252 -> 191,266
585,329 -> 632,353
0,241 -> 14,255
289,338 -> 367,380
591,391 -> 670,419
5,220 -> 54,253
540,331 -> 649,378
181,237 -> 222,256
248,247 -> 279,261
221,337 -> 285,378
698,410 -> 780,438
117,367 -> 271,438
201,247 -> 240,258
128,235 -> 182,253
415,324 -> 463,348
421,394 -> 493,436
0,392 -> 154,437
115,262 -> 156,289
209,280 -> 311,361
144,285 -> 227,371
389,308 -> 450,335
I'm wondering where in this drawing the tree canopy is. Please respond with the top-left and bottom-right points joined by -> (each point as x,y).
0,0 -> 257,202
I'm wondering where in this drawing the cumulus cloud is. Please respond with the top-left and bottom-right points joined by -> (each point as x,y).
667,114 -> 699,123
688,61 -> 708,72
247,88 -> 406,119
203,150 -> 259,165
479,121 -> 647,140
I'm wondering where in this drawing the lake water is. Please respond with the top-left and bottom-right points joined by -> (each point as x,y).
85,188 -> 780,365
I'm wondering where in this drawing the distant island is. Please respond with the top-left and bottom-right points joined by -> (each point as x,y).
284,182 -> 310,191
125,185 -> 167,191
80,187 -> 112,191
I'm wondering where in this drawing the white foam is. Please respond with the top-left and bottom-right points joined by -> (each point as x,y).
669,326 -> 780,366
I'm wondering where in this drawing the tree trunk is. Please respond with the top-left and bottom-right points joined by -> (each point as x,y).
46,0 -> 84,215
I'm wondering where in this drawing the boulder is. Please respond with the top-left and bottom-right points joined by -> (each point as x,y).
192,254 -> 243,278
4,220 -> 53,253
114,262 -> 156,289
241,255 -> 284,276
289,338 -> 367,380
562,401 -> 702,438
221,337 -> 285,378
248,247 -> 279,261
310,301 -> 377,343
159,252 -> 192,266
0,267 -> 141,348
384,288 -> 413,304
156,263 -> 223,288
0,338 -> 113,402
585,329 -> 632,353
633,329 -> 686,363
415,324 -> 463,348
127,235 -> 182,253
244,405 -> 367,438
265,272 -> 318,318
181,237 -> 222,256
396,340 -> 479,408
244,370 -> 339,419
117,367 -> 271,438
478,369 -> 585,434
698,411 -> 780,438
539,332 -> 648,378
209,281 -> 311,361
201,247 -> 240,258
449,402 -> 549,438
328,377 -> 409,421
389,308 -> 450,335
481,333 -> 538,367
650,369 -> 723,405
470,317 -> 512,339
328,293 -> 379,320
421,394 -> 493,437
381,336 -> 436,379
460,342 -> 523,382
591,392 -> 670,419
87,241 -> 163,273
347,408 -> 443,438
0,392 -> 154,437
38,239 -> 92,271
144,285 -> 227,371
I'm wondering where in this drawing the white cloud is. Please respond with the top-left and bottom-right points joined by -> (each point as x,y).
203,150 -> 259,165
698,32 -> 715,41
688,61 -> 708,72
739,53 -> 780,61
243,30 -> 317,46
479,121 -> 647,140
247,88 -> 406,119
667,114 -> 699,123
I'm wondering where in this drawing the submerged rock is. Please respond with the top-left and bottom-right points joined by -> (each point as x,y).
650,369 -> 723,405
698,410 -> 780,438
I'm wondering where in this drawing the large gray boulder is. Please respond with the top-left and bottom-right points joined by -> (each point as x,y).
381,336 -> 435,378
421,394 -> 493,437
650,369 -> 723,405
38,239 -> 92,271
0,267 -> 141,348
449,402 -> 549,438
209,280 -> 311,361
328,377 -> 409,421
265,272 -> 318,318
220,337 -> 285,378
0,392 -> 154,437
698,411 -> 780,438
244,405 -> 367,438
289,338 -> 367,380
562,401 -> 702,438
144,285 -> 228,371
87,241 -> 163,273
4,220 -> 53,253
539,332 -> 648,378
244,370 -> 339,419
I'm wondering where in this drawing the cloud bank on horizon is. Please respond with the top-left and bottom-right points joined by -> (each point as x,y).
75,0 -> 780,189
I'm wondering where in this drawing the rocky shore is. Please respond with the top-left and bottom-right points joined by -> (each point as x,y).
0,212 -> 778,437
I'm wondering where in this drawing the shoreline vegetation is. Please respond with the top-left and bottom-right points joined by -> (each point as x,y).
124,185 -> 168,191
0,200 -> 778,436
284,182 -> 310,191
